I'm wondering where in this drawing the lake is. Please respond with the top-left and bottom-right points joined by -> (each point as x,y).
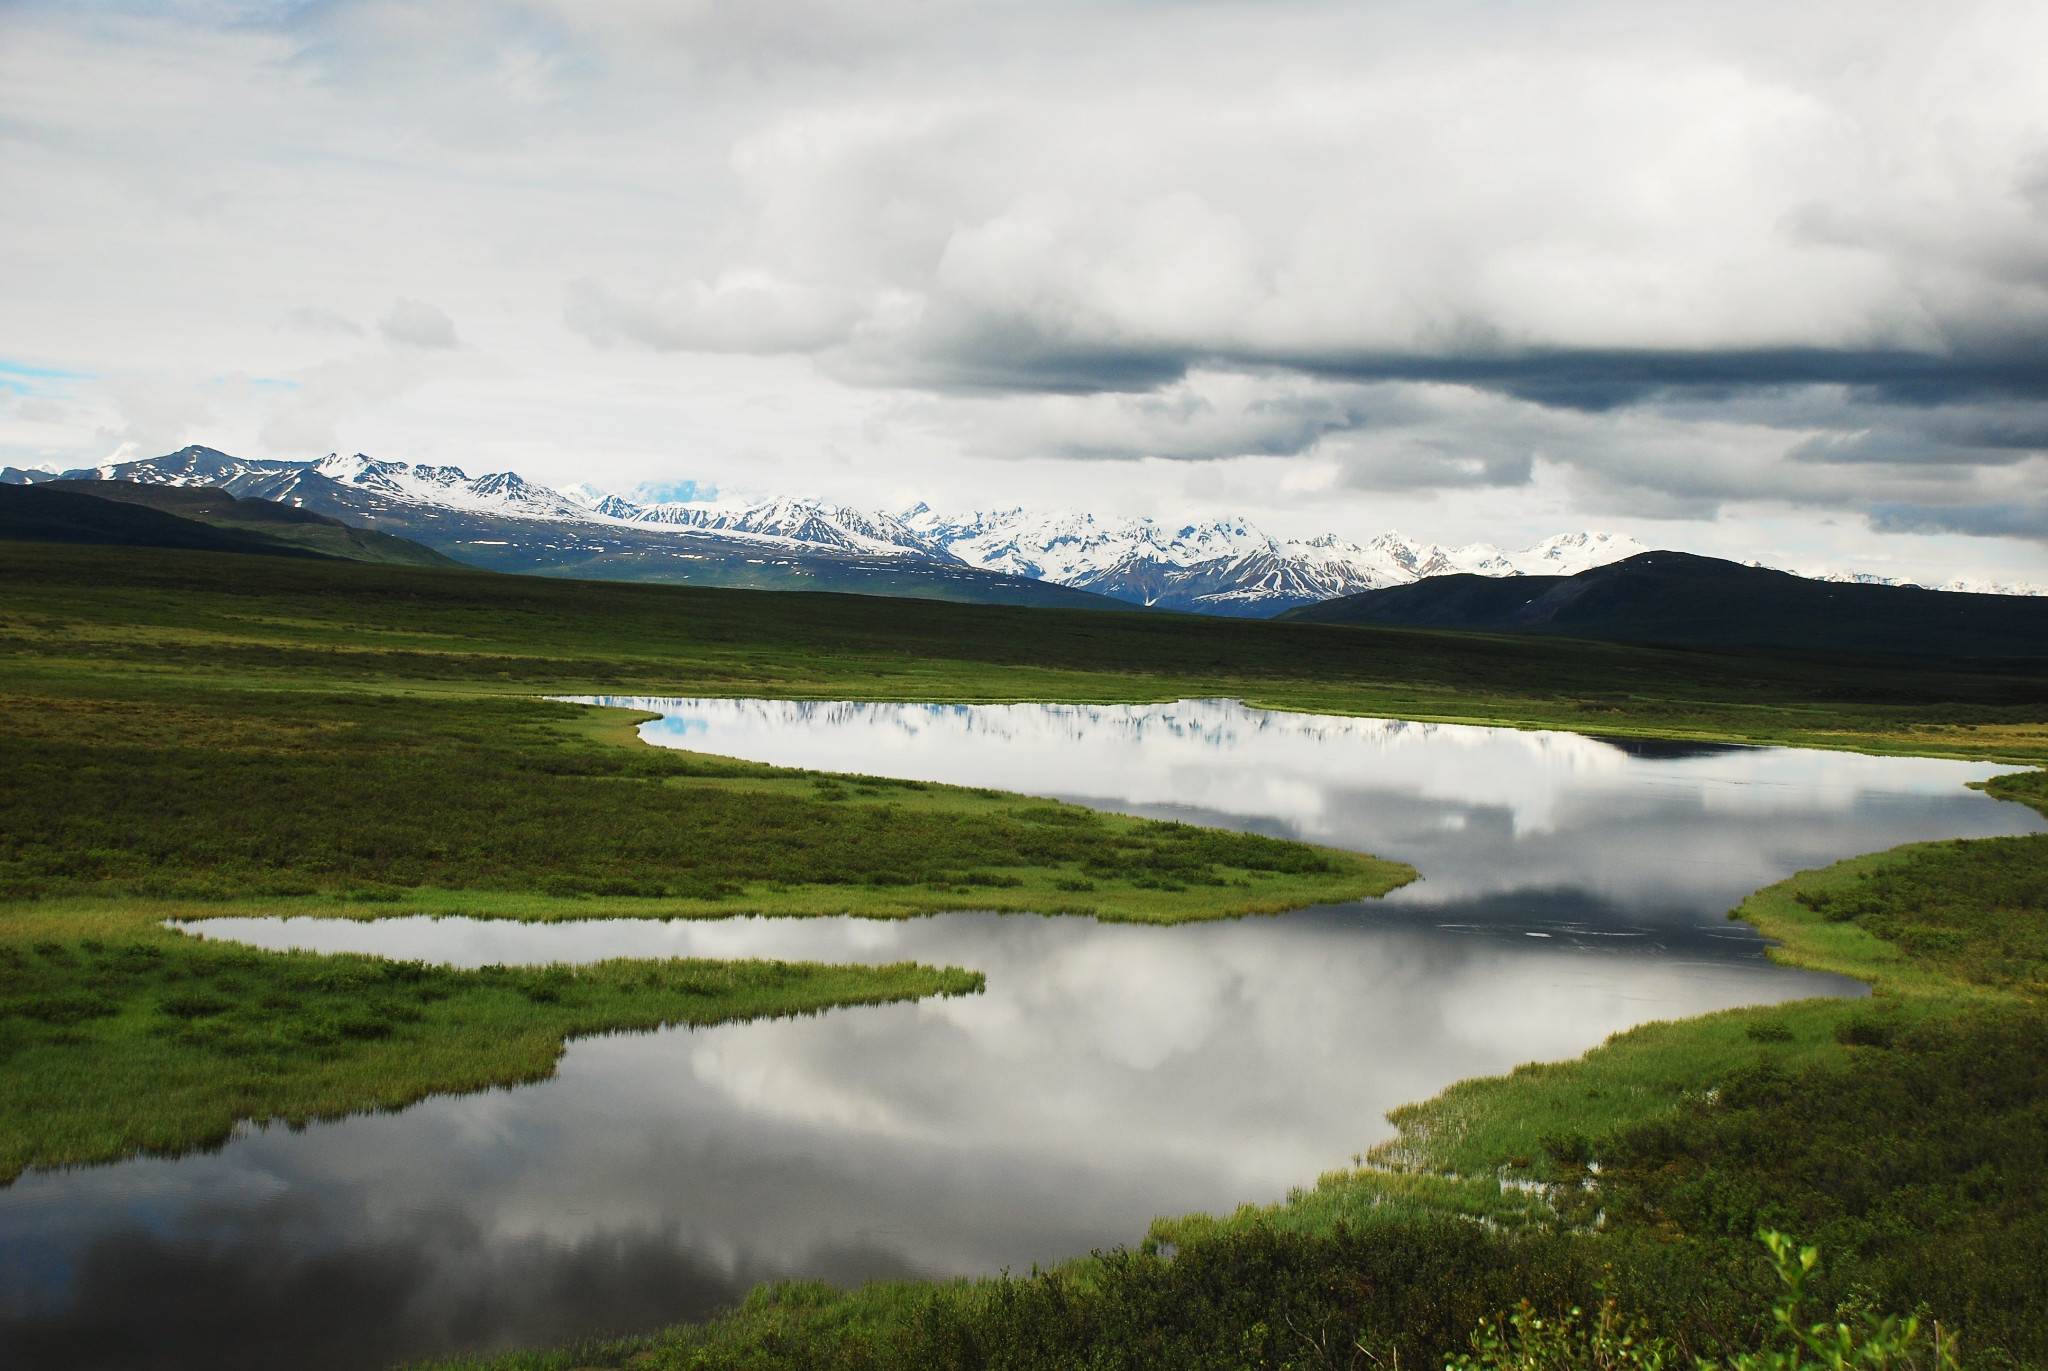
2,699 -> 2037,1370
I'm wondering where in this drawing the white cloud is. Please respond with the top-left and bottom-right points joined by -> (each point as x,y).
98,374 -> 217,456
566,275 -> 860,354
285,306 -> 364,336
379,298 -> 460,350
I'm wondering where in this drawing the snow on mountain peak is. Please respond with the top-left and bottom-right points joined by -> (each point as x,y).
1513,531 -> 1652,574
51,444 -> 2042,605
307,453 -> 594,520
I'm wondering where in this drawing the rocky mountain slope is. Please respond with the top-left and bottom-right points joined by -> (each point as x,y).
898,504 -> 1647,611
8,447 -> 2036,611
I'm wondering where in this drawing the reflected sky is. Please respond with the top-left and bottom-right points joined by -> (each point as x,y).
600,696 -> 2042,920
3,700 -> 2037,1370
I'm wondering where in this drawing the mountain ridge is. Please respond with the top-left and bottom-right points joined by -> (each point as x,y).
7,447 -> 2040,612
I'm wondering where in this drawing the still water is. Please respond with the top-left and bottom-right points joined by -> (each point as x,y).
3,700 -> 2038,1370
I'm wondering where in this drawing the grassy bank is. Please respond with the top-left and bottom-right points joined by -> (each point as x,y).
421,785 -> 2048,1370
1150,780 -> 2048,1362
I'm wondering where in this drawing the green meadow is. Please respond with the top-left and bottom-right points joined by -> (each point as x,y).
3,540 -> 2046,1366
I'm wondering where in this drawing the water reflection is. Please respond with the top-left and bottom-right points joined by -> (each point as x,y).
599,696 -> 2041,920
6,913 -> 1850,1371
3,699 -> 2036,1370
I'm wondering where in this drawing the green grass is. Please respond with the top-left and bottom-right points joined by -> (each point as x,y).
1595,1003 -> 2048,1354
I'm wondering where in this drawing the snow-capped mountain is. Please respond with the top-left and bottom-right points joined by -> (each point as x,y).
594,492 -> 939,558
305,452 -> 595,521
10,445 -> 2041,609
898,505 -> 1651,609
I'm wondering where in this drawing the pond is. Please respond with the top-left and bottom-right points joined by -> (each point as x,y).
2,699 -> 2037,1371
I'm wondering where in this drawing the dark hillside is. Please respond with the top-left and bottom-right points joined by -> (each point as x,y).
0,482 -> 329,559
41,480 -> 463,567
1282,550 -> 2048,661
0,481 -> 459,567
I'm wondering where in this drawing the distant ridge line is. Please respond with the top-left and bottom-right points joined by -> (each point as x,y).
1279,550 -> 2048,660
5,446 -> 2040,613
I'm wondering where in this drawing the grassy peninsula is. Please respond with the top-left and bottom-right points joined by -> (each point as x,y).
0,925 -> 978,1186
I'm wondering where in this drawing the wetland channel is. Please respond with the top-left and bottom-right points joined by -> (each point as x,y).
4,699 -> 2041,1370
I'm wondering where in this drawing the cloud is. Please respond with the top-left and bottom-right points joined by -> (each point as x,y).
13,397 -> 72,424
530,0 -> 2048,545
566,276 -> 859,354
1869,502 -> 2048,539
286,306 -> 364,337
379,299 -> 459,350
98,374 -> 216,455
931,363 -> 2048,540
257,347 -> 488,455
569,3 -> 2048,410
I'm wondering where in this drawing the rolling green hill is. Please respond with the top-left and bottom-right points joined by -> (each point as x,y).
16,480 -> 463,567
1,482 -> 335,559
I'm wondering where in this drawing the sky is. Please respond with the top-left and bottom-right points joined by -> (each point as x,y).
3,0 -> 2047,583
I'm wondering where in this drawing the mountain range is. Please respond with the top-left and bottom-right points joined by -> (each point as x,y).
4,446 -> 2041,613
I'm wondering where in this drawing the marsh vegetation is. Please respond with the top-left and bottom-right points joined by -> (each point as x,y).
418,803 -> 2048,1369
4,540 -> 2046,1366
6,540 -> 2047,760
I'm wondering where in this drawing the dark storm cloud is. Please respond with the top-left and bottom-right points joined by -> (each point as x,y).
1868,500 -> 2048,540
1290,347 -> 2048,414
866,338 -> 2048,413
